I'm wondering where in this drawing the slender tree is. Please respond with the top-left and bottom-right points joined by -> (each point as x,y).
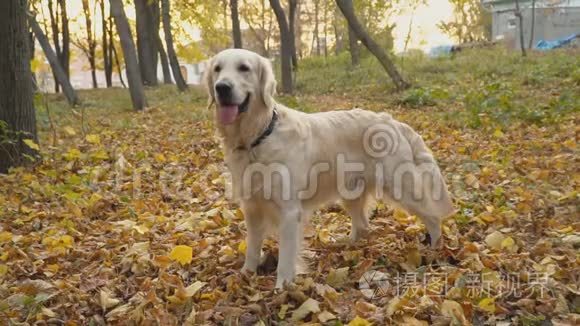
336,0 -> 409,90
58,0 -> 70,80
528,0 -> 536,49
230,0 -> 243,48
135,0 -> 159,86
76,0 -> 98,88
157,36 -> 172,84
348,26 -> 359,66
110,0 -> 147,110
514,0 -> 527,57
111,40 -> 127,88
152,2 -> 171,84
29,15 -> 80,105
161,0 -> 188,91
313,0 -> 321,55
101,0 -> 113,87
269,0 -> 293,93
47,0 -> 61,92
288,0 -> 298,70
1,0 -> 38,173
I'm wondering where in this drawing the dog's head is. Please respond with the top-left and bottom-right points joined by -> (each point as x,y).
204,49 -> 276,125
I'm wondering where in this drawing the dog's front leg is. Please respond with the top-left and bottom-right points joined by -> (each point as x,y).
275,203 -> 302,289
241,205 -> 266,273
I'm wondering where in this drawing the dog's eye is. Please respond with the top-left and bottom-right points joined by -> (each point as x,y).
214,65 -> 221,73
238,64 -> 250,72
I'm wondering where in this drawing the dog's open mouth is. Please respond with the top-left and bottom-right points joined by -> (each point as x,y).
217,94 -> 250,125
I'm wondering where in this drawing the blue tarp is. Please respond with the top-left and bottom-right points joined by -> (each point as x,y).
428,45 -> 454,57
535,33 -> 578,50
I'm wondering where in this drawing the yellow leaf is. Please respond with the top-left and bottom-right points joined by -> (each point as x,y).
23,139 -> 40,151
501,236 -> 516,252
30,58 -> 40,72
86,134 -> 101,144
558,226 -> 573,234
63,148 -> 81,161
291,298 -> 320,321
478,297 -> 496,313
184,281 -> 206,297
326,267 -> 349,288
485,231 -> 505,250
0,231 -> 13,243
348,316 -> 372,326
0,264 -> 7,277
63,126 -> 76,136
154,153 -> 166,163
46,264 -> 59,274
493,129 -> 504,138
169,245 -> 193,265
278,304 -> 289,320
237,240 -> 247,254
133,224 -> 149,234
60,235 -> 74,247
318,310 -> 336,322
318,228 -> 331,244
91,150 -> 109,161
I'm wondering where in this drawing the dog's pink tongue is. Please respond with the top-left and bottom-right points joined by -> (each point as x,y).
218,105 -> 238,125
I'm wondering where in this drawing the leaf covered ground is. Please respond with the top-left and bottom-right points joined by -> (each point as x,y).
1,48 -> 579,325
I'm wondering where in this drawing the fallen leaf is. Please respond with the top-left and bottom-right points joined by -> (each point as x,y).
291,298 -> 320,321
348,316 -> 372,326
169,245 -> 193,265
485,231 -> 505,250
478,297 -> 496,314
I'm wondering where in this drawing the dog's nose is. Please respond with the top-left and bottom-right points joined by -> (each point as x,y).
215,81 -> 232,99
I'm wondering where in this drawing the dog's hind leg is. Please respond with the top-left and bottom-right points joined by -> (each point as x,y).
343,192 -> 374,242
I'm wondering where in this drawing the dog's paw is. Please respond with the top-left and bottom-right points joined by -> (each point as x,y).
275,278 -> 294,289
241,264 -> 257,274
350,228 -> 369,242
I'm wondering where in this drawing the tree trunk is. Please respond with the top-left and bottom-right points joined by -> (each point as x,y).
111,40 -> 127,88
314,0 -> 320,56
81,0 -> 98,88
0,0 -> 38,173
288,0 -> 298,70
110,0 -> 147,110
48,0 -> 61,93
101,0 -> 113,87
336,0 -> 409,89
230,0 -> 243,48
323,0 -> 328,57
528,0 -> 536,49
161,0 -> 188,92
333,7 -> 343,55
58,0 -> 70,80
29,15 -> 80,105
157,35 -> 172,84
269,0 -> 293,94
514,0 -> 527,57
135,0 -> 158,86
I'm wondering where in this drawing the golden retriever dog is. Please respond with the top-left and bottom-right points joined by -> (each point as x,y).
204,49 -> 455,288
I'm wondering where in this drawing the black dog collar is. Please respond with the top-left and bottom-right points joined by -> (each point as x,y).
250,109 -> 278,149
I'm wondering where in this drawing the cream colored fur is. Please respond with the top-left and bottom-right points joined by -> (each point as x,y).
204,49 -> 455,288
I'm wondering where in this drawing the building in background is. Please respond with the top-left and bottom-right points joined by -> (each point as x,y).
482,0 -> 580,49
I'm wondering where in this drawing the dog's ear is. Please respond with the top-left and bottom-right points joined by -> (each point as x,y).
203,58 -> 214,106
259,57 -> 276,109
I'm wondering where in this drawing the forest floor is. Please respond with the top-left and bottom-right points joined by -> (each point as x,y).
1,48 -> 579,325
